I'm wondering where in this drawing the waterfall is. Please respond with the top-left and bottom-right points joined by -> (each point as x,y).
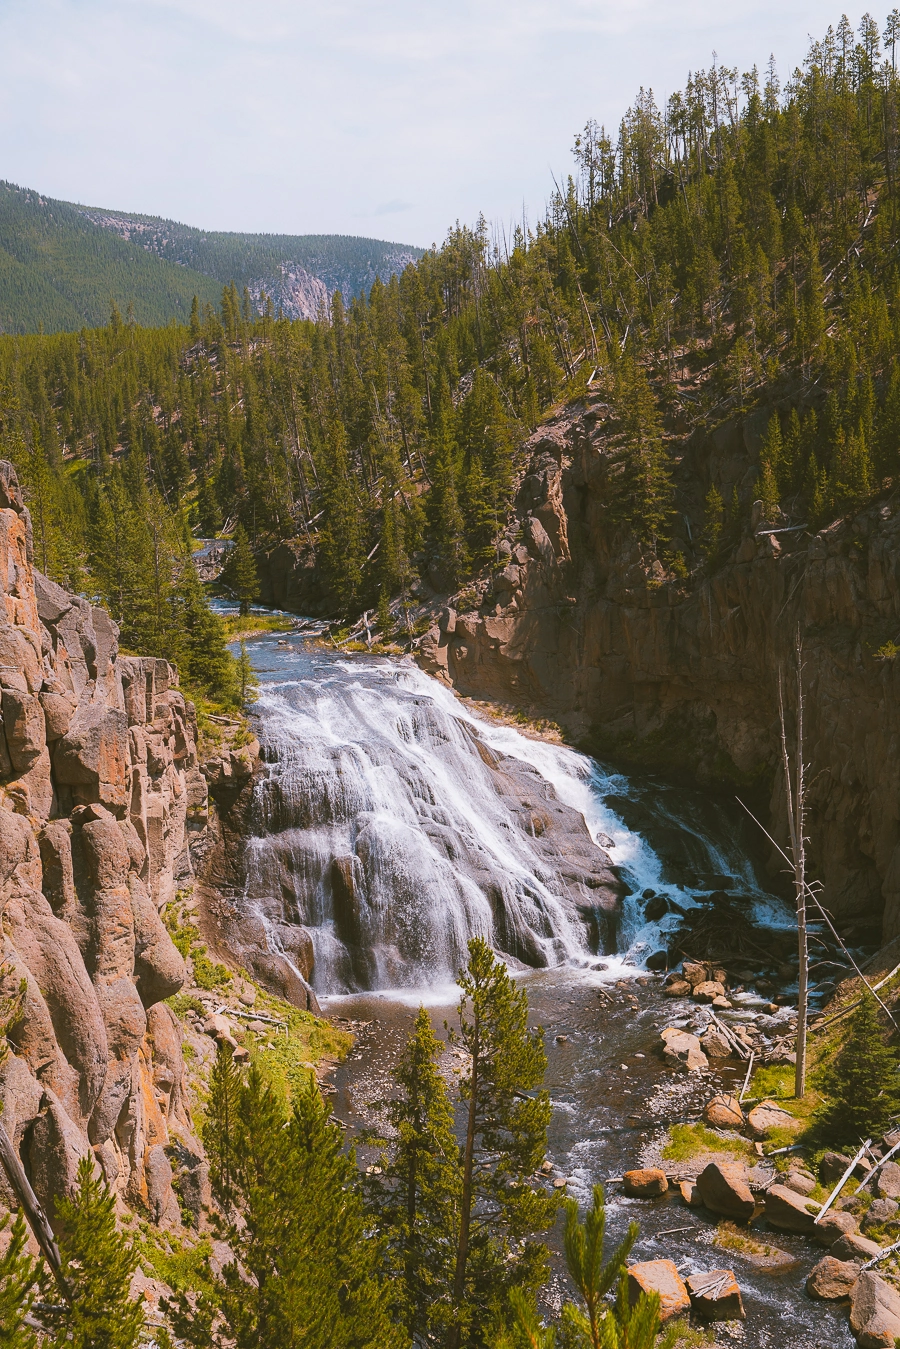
238,644 -> 790,996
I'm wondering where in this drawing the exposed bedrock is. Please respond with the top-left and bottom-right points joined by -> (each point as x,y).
0,461 -> 206,1226
416,401 -> 900,942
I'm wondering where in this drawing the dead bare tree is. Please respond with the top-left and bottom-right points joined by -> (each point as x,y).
778,629 -> 809,1097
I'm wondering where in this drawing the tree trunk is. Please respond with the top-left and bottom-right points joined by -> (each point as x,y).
450,1031 -> 479,1349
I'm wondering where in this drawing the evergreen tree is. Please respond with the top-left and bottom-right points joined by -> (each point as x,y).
448,938 -> 558,1347
170,1065 -> 406,1349
37,1155 -> 144,1349
816,997 -> 900,1147
0,1210 -> 37,1348
225,524 -> 259,616
376,1007 -> 460,1342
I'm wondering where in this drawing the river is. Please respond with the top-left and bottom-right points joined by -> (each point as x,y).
231,617 -> 855,1348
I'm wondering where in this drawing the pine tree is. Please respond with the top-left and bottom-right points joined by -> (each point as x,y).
702,483 -> 725,557
816,997 -> 900,1147
0,1210 -> 37,1348
226,524 -> 259,616
448,939 -> 558,1348
376,1007 -> 460,1341
37,1155 -> 144,1349
169,1067 -> 406,1349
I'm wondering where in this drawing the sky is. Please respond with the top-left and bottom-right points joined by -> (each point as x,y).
0,0 -> 874,249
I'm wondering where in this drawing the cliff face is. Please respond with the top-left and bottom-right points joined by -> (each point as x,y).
0,463 -> 208,1226
419,400 -> 900,944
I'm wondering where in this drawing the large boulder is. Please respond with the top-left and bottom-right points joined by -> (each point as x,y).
746,1099 -> 799,1140
703,1094 -> 744,1129
660,1026 -> 708,1072
764,1184 -> 819,1233
685,1269 -> 744,1320
877,1161 -> 900,1201
626,1260 -> 690,1321
820,1151 -> 854,1185
850,1271 -> 900,1348
623,1168 -> 668,1197
831,1231 -> 884,1261
862,1198 -> 900,1232
812,1210 -> 860,1248
806,1256 -> 859,1300
696,1161 -> 755,1221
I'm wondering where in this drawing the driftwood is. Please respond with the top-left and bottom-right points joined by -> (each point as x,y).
0,1120 -> 69,1299
814,1140 -> 872,1224
861,1238 -> 900,1271
707,1010 -> 751,1061
739,1052 -> 755,1102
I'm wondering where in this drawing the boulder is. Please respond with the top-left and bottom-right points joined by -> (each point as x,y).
820,1151 -> 854,1185
679,1179 -> 702,1206
812,1210 -> 860,1248
831,1231 -> 884,1261
862,1197 -> 900,1232
806,1256 -> 859,1300
699,1029 -> 732,1058
623,1168 -> 668,1197
783,1170 -> 817,1196
682,961 -> 707,987
746,1099 -> 799,1140
850,1271 -> 900,1348
54,704 -> 129,808
2,689 -> 46,769
692,980 -> 726,1002
660,1027 -> 708,1072
685,1269 -> 745,1321
877,1161 -> 900,1201
703,1094 -> 744,1129
764,1184 -> 819,1233
696,1161 -> 755,1221
626,1260 -> 690,1321
663,980 -> 691,997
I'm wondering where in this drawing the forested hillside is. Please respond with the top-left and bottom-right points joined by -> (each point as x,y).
76,205 -> 425,318
0,184 -> 223,332
1,13 -> 899,649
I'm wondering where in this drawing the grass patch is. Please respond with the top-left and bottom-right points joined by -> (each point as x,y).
247,1001 -> 352,1102
166,993 -> 206,1020
662,1123 -> 752,1162
222,612 -> 293,638
714,1222 -> 784,1259
163,895 -> 233,992
749,1064 -> 797,1101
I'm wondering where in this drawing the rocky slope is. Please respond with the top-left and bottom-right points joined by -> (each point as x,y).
0,462 -> 210,1226
417,396 -> 900,945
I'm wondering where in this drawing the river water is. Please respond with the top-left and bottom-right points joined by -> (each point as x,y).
233,621 -> 854,1348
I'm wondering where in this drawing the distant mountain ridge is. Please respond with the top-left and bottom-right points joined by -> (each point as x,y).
0,181 -> 424,333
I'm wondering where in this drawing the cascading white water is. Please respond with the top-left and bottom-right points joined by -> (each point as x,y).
237,637 -> 791,995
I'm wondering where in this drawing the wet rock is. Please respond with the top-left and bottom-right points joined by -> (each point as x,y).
850,1270 -> 900,1348
764,1184 -> 819,1233
626,1260 -> 690,1321
806,1256 -> 859,1300
685,1268 -> 745,1321
747,1099 -> 799,1140
663,980 -> 691,998
660,1026 -> 708,1072
703,1094 -> 744,1129
862,1198 -> 900,1232
697,1161 -> 755,1221
700,1028 -> 732,1058
623,1168 -> 668,1197
682,961 -> 707,988
679,1180 -> 702,1207
812,1210 -> 860,1248
692,980 -> 726,1002
877,1161 -> 900,1201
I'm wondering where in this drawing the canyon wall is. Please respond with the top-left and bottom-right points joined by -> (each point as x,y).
0,463 -> 208,1226
419,400 -> 900,943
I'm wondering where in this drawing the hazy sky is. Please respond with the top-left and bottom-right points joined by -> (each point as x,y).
0,1 -> 869,247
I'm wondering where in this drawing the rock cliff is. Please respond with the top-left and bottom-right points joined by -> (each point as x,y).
418,398 -> 900,944
0,462 -> 208,1226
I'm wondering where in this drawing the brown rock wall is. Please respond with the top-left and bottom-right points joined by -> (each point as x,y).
417,404 -> 900,939
0,462 -> 207,1225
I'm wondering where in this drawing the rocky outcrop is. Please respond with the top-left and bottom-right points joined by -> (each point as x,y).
0,463 -> 206,1226
416,398 -> 900,941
